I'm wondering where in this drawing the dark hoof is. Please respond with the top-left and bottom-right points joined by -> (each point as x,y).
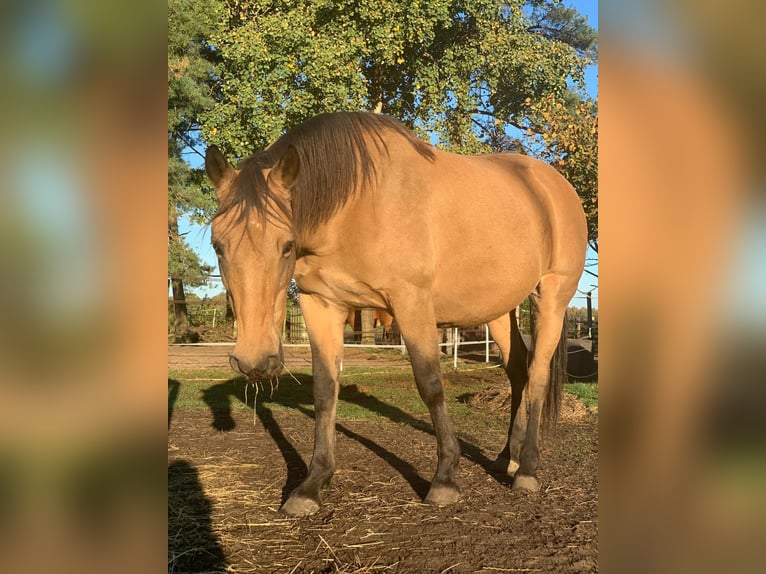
280,494 -> 320,516
424,483 -> 461,506
494,455 -> 520,478
512,474 -> 540,492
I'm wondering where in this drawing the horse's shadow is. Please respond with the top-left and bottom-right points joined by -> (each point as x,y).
202,376 -> 313,504
168,459 -> 228,573
334,384 -> 514,490
201,373 -> 512,504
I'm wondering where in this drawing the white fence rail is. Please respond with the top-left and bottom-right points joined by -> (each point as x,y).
171,325 -> 494,369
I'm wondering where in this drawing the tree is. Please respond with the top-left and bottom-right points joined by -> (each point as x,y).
177,1 -> 597,289
524,93 -> 598,250
199,1 -> 596,158
168,0 -> 221,340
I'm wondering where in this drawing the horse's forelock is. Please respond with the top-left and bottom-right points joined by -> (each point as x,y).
211,156 -> 277,237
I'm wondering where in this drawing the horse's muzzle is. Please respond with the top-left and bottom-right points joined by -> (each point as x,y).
229,353 -> 282,381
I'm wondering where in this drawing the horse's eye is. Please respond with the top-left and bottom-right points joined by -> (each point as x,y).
281,241 -> 295,258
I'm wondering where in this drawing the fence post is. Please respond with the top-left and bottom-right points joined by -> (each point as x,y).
361,309 -> 375,344
212,308 -> 217,329
485,324 -> 490,363
453,327 -> 459,369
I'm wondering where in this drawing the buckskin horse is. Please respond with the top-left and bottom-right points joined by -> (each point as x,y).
345,308 -> 395,342
205,112 -> 587,516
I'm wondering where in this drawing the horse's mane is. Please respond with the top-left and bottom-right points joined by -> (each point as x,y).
216,112 -> 435,234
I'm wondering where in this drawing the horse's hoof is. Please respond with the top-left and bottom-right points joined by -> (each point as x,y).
494,456 -> 520,478
425,484 -> 461,506
512,474 -> 540,492
280,495 -> 320,516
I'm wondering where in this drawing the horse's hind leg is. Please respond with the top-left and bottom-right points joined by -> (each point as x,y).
280,294 -> 347,516
512,274 -> 571,492
488,309 -> 529,477
393,290 -> 461,505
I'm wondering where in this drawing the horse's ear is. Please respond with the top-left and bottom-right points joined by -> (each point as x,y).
205,145 -> 235,190
268,145 -> 300,191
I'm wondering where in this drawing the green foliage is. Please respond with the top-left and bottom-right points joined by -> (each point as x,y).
168,0 -> 598,276
168,0 -> 222,141
168,0 -> 223,292
564,382 -> 598,410
168,237 -> 214,287
568,305 -> 598,324
526,93 -> 598,249
200,0 -> 597,160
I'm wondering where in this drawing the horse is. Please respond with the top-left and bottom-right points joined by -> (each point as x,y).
205,112 -> 587,516
345,308 -> 396,342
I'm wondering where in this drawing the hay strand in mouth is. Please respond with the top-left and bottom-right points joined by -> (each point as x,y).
243,380 -> 260,425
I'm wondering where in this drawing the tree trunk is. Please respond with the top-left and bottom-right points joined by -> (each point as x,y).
168,203 -> 189,342
225,290 -> 237,339
225,290 -> 235,322
170,277 -> 189,341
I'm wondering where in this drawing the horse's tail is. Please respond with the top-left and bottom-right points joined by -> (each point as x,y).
544,312 -> 568,429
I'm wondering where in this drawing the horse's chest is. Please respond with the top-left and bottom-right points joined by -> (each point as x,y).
294,259 -> 387,308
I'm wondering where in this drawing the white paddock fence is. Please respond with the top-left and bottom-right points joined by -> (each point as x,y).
170,301 -> 596,377
171,325 -> 597,378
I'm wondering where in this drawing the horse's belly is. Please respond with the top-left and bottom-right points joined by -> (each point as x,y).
426,163 -> 549,325
431,269 -> 538,327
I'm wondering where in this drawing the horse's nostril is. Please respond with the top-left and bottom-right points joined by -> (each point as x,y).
228,353 -> 282,379
229,354 -> 247,375
266,354 -> 281,373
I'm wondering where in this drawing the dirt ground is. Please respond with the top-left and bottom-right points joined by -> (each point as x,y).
168,347 -> 598,574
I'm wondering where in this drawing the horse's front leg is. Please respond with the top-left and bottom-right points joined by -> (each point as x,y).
280,294 -> 347,516
394,290 -> 461,505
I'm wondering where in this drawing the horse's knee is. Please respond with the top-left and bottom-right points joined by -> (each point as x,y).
416,377 -> 445,407
314,394 -> 337,412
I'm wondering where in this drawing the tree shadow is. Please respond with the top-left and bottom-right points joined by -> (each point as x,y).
168,459 -> 227,573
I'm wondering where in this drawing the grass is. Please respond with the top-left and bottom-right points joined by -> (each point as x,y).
169,366 -> 492,419
169,366 -> 596,437
565,381 -> 598,410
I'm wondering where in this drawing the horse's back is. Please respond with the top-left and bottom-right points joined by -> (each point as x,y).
408,151 -> 585,324
469,153 -> 588,275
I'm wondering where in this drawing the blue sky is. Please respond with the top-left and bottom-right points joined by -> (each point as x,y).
176,0 -> 599,309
